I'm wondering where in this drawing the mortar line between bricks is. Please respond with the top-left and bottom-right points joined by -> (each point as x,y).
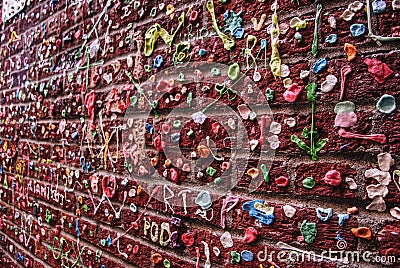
7,134 -> 392,173
54,42 -> 400,82
4,44 -> 399,102
9,137 -> 382,170
3,135 -> 387,164
0,92 -> 384,119
11,148 -> 378,175
3,168 -> 384,222
11,138 -> 265,157
4,130 -> 385,170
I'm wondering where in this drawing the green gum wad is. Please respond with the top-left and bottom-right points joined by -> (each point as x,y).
178,73 -> 185,81
290,82 -> 327,161
144,13 -> 185,56
231,251 -> 241,264
130,96 -> 138,107
311,4 -> 323,57
228,63 -> 240,80
265,88 -> 274,101
164,259 -> 170,268
302,176 -> 315,189
223,10 -> 243,35
206,166 -> 217,176
187,92 -> 193,106
300,220 -> 317,244
173,42 -> 191,65
206,0 -> 235,51
261,164 -> 270,183
173,120 -> 181,128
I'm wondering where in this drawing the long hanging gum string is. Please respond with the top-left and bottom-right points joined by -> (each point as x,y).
97,112 -> 120,169
269,0 -> 281,78
311,3 -> 322,57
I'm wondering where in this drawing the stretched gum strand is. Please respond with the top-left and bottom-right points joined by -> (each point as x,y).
251,14 -> 267,31
392,170 -> 400,192
144,12 -> 186,56
220,196 -> 240,229
269,0 -> 281,78
311,3 -> 322,57
338,128 -> 387,144
340,65 -> 352,101
206,0 -> 235,51
245,35 -> 258,70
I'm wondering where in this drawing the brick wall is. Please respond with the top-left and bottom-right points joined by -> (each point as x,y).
0,0 -> 399,267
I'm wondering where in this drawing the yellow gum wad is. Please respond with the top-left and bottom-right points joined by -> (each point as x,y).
206,0 -> 235,51
144,12 -> 185,57
269,10 -> 281,78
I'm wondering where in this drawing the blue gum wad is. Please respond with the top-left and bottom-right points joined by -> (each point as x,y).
300,220 -> 317,244
372,0 -> 386,13
316,207 -> 333,222
241,250 -> 254,262
223,10 -> 244,38
242,200 -> 275,225
350,24 -> 366,37
338,213 -> 350,226
313,58 -> 327,74
325,34 -> 337,44
153,55 -> 164,68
